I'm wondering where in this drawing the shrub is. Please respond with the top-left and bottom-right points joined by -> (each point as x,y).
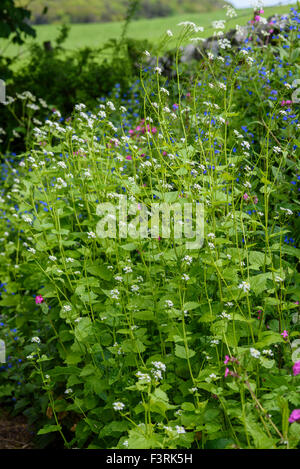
0,8 -> 300,449
0,26 -> 152,155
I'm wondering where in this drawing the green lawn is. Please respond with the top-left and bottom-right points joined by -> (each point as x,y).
0,4 -> 294,63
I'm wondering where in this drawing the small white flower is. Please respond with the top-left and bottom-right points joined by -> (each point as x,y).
176,425 -> 186,434
113,401 -> 125,411
106,101 -> 116,111
280,207 -> 293,215
181,274 -> 190,281
189,387 -> 198,393
160,87 -> 169,95
183,255 -> 193,265
262,349 -> 273,357
212,20 -> 225,29
87,231 -> 96,239
241,140 -> 250,150
210,339 -> 219,346
114,276 -> 123,282
152,361 -> 166,372
250,348 -> 260,359
110,289 -> 120,299
151,369 -> 163,381
275,275 -> 284,282
165,300 -> 174,308
31,337 -> 41,344
136,371 -> 151,383
22,215 -> 33,224
163,426 -> 173,433
219,311 -> 231,320
238,281 -> 251,293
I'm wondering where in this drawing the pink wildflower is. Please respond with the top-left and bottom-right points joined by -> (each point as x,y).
225,367 -> 230,378
293,361 -> 300,376
224,355 -> 230,365
243,193 -> 249,201
257,309 -> 262,320
35,295 -> 44,304
126,155 -> 132,160
281,330 -> 288,339
289,409 -> 300,423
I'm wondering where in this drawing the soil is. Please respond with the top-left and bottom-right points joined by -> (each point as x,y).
0,408 -> 35,449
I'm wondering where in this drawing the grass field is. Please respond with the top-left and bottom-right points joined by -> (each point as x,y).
0,4 -> 295,63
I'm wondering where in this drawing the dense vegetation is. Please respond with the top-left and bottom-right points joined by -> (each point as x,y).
16,0 -> 228,24
0,4 -> 300,450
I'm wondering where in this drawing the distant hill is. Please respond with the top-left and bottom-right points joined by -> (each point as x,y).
16,0 -> 230,24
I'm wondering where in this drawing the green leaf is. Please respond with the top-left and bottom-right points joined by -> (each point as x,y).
249,251 -> 270,267
120,243 -> 138,251
245,417 -> 276,449
183,301 -> 200,311
175,344 -> 196,359
37,424 -> 62,435
250,273 -> 272,295
86,264 -> 112,280
255,331 -> 284,348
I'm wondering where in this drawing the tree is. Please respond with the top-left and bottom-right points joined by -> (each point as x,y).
0,0 -> 36,45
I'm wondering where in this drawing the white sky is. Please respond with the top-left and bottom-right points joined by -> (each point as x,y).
230,0 -> 296,8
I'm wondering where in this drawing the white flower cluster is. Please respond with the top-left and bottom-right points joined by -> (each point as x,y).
113,401 -> 125,411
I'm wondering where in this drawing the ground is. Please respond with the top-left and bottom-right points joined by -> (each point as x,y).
0,408 -> 35,449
